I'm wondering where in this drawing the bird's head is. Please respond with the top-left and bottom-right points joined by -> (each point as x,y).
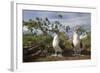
54,30 -> 60,35
75,29 -> 78,33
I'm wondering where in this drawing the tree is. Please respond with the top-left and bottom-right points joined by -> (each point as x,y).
23,14 -> 67,36
66,25 -> 70,32
23,19 -> 38,35
76,25 -> 86,35
58,14 -> 63,19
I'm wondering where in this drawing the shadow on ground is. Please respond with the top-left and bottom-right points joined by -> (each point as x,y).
23,48 -> 91,62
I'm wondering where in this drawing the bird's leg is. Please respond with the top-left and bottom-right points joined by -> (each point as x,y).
78,49 -> 84,56
57,51 -> 60,55
51,51 -> 57,56
78,50 -> 81,56
73,48 -> 77,56
76,50 -> 80,56
54,51 -> 57,56
57,51 -> 63,57
73,48 -> 75,56
77,48 -> 83,56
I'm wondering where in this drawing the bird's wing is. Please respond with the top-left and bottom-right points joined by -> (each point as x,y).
57,45 -> 63,52
71,43 -> 74,48
80,34 -> 87,39
80,41 -> 83,48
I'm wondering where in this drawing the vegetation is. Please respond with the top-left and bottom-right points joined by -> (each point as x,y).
23,14 -> 91,62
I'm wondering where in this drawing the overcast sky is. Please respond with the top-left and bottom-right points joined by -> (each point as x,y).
23,10 -> 91,27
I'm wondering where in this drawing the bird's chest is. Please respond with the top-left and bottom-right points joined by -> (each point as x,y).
73,34 -> 80,46
53,36 -> 59,46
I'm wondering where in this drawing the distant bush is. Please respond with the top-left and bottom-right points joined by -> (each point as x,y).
59,32 -> 72,50
81,32 -> 91,51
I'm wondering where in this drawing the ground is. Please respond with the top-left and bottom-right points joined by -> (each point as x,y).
23,49 -> 91,62
34,55 -> 90,62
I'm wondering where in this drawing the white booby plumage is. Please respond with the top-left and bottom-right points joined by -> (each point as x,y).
72,31 -> 83,56
52,34 -> 63,57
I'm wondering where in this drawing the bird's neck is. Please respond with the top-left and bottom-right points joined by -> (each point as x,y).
54,34 -> 59,41
73,32 -> 79,39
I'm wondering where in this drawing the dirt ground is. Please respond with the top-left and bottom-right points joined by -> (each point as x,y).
34,55 -> 90,62
23,49 -> 91,62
